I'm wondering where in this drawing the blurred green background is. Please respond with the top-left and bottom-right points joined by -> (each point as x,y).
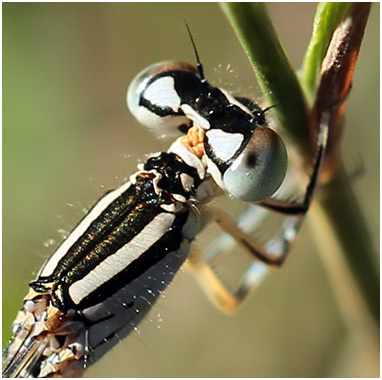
3,3 -> 379,377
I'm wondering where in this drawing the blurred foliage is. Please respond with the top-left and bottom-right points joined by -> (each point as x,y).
3,3 -> 379,377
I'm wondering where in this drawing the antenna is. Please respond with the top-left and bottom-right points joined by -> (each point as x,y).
185,21 -> 205,81
262,104 -> 279,114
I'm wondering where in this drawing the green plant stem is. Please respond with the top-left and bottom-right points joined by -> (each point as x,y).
221,2 -> 311,156
314,164 -> 379,324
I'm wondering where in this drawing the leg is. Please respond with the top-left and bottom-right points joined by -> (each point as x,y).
186,246 -> 268,313
186,247 -> 239,313
207,206 -> 300,267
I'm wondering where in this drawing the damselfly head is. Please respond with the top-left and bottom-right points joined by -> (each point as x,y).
127,26 -> 288,205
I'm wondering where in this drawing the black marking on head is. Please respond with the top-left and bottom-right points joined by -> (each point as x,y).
234,97 -> 260,113
139,96 -> 184,118
139,70 -> 204,116
233,97 -> 279,129
203,110 -> 256,175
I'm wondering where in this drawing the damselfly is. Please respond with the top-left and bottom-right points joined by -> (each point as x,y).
3,25 -> 327,378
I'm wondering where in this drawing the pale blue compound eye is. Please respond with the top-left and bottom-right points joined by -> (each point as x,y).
223,127 -> 287,203
127,61 -> 198,136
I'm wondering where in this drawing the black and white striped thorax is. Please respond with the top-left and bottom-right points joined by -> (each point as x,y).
30,151 -> 204,317
19,145 -> 209,367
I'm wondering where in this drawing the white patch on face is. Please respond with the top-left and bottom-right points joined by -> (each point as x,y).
144,76 -> 181,112
206,129 -> 244,162
180,104 -> 210,130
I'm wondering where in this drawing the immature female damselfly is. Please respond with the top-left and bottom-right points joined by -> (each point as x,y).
16,2 -> 380,375
3,21 -> 329,378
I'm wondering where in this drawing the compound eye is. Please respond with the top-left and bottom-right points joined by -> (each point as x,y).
223,127 -> 287,202
127,61 -> 198,136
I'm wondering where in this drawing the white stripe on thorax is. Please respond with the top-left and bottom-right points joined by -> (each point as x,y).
40,181 -> 133,277
68,212 -> 176,305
